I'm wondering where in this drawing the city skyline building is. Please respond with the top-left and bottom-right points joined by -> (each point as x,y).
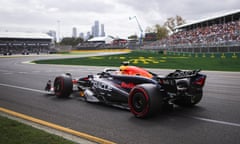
93,20 -> 99,37
86,31 -> 91,39
72,20 -> 106,41
91,26 -> 94,37
79,32 -> 84,39
101,24 -> 105,37
72,27 -> 77,38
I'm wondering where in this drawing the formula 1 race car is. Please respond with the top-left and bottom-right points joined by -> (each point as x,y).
46,62 -> 206,118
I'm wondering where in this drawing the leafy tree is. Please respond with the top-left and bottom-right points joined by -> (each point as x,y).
145,24 -> 169,40
164,15 -> 186,33
73,37 -> 84,45
60,37 -> 83,46
154,24 -> 169,39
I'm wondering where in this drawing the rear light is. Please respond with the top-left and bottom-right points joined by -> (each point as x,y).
193,76 -> 206,87
83,77 -> 89,80
159,79 -> 164,85
72,79 -> 78,84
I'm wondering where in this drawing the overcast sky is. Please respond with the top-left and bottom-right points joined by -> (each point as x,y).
0,0 -> 239,39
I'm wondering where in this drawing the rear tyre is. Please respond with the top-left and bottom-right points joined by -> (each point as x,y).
54,74 -> 73,98
128,84 -> 163,118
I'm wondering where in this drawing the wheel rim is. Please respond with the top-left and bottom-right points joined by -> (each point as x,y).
190,95 -> 196,104
132,92 -> 147,113
54,78 -> 63,95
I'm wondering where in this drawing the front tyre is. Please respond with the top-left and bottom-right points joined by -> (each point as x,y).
54,74 -> 73,98
128,84 -> 163,118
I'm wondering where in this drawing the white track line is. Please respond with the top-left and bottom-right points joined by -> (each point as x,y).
0,83 -> 47,94
1,82 -> 240,128
190,116 -> 240,127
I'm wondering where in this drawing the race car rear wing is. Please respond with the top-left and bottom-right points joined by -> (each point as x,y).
156,69 -> 205,94
164,69 -> 201,79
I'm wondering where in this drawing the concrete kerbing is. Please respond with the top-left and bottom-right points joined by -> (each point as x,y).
0,107 -> 116,144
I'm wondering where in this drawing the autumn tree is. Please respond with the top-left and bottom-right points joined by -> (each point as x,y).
164,15 -> 186,33
145,24 -> 169,40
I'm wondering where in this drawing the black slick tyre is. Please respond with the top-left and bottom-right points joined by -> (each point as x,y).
128,84 -> 163,118
54,74 -> 73,98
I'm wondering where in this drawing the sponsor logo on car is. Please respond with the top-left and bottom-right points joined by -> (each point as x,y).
120,82 -> 135,89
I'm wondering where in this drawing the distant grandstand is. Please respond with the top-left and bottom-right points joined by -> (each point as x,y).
0,32 -> 53,55
143,9 -> 240,53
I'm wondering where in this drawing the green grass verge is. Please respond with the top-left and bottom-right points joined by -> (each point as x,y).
0,116 -> 76,144
34,50 -> 240,71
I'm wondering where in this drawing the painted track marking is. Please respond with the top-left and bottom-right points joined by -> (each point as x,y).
190,116 -> 240,127
0,107 -> 116,144
0,83 -> 46,94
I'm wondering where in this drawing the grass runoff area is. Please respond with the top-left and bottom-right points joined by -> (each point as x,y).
34,50 -> 240,72
0,116 -> 76,144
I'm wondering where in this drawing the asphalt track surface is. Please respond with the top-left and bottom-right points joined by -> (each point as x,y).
0,54 -> 240,144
